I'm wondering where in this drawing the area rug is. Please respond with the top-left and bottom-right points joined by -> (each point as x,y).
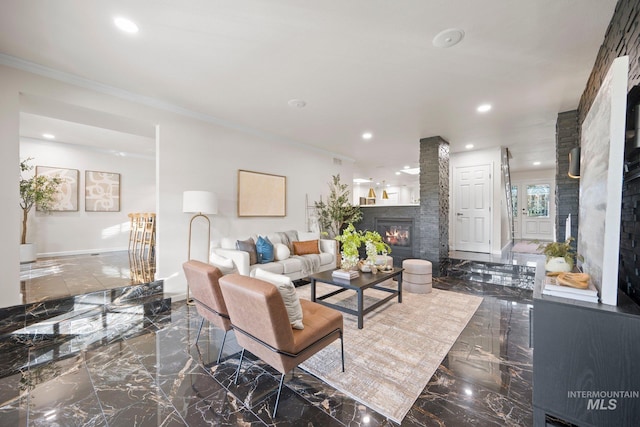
296,283 -> 482,423
512,241 -> 543,254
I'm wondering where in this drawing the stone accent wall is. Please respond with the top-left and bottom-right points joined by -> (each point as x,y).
555,110 -> 580,243
578,0 -> 640,123
419,136 -> 450,277
575,0 -> 640,305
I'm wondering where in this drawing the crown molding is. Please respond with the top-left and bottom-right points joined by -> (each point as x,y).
0,53 -> 354,162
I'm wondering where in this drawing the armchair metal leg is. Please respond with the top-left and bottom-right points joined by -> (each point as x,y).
273,373 -> 286,417
340,331 -> 345,372
216,330 -> 228,363
233,349 -> 245,384
195,318 -> 205,345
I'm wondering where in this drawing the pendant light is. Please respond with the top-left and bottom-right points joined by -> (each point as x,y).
382,181 -> 389,199
367,178 -> 376,198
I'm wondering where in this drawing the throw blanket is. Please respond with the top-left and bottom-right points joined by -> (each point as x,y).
290,254 -> 321,277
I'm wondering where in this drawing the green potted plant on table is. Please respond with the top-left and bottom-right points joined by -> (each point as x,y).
334,223 -> 362,270
361,230 -> 391,271
538,238 -> 579,273
19,158 -> 62,263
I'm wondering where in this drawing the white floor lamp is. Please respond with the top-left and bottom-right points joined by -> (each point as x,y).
183,190 -> 218,304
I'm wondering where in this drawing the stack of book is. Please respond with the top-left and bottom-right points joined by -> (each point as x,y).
332,269 -> 359,280
542,277 -> 599,303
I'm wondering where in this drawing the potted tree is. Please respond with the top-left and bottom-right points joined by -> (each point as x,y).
314,174 -> 362,239
19,158 -> 62,263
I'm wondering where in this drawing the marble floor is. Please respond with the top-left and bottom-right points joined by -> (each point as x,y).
20,251 -> 154,304
4,252 -> 535,426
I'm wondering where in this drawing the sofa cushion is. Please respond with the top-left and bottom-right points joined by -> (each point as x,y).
210,253 -> 239,275
273,243 -> 291,261
256,236 -> 274,264
252,268 -> 304,330
318,252 -> 333,266
279,257 -> 304,274
236,238 -> 257,265
284,230 -> 299,251
293,239 -> 320,255
249,262 -> 284,275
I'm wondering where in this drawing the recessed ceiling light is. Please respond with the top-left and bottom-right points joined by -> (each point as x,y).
353,178 -> 371,184
362,132 -> 373,140
42,133 -> 55,139
287,99 -> 306,108
395,172 -> 401,175
465,144 -> 474,149
533,161 -> 541,166
432,28 -> 465,48
400,167 -> 420,175
114,17 -> 139,34
403,165 -> 410,169
477,104 -> 492,113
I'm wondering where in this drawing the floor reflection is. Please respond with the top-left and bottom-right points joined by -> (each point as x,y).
20,251 -> 155,304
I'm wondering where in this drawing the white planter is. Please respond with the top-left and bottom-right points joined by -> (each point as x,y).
545,256 -> 572,273
20,243 -> 37,264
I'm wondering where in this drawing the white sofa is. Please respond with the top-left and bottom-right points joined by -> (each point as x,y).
213,231 -> 337,281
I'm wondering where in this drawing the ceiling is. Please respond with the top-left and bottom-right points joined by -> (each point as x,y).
0,0 -> 617,186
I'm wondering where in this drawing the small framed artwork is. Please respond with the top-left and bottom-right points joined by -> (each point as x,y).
36,166 -> 79,212
238,170 -> 286,217
85,170 -> 121,212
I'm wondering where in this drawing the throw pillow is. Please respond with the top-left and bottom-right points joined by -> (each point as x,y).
256,236 -> 274,264
273,243 -> 291,261
293,239 -> 320,255
210,253 -> 238,275
252,268 -> 304,330
236,238 -> 258,265
283,230 -> 299,252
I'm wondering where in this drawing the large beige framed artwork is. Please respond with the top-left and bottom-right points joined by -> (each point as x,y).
85,170 -> 121,212
35,166 -> 79,211
238,170 -> 286,217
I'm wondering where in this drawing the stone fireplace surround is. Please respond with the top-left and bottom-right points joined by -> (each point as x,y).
357,206 -> 421,267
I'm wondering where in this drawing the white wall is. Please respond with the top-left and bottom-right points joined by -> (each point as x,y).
20,139 -> 156,256
0,63 -> 352,308
353,183 -> 419,205
0,67 -> 21,308
450,147 -> 503,254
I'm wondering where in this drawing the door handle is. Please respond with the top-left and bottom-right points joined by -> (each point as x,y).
456,213 -> 463,216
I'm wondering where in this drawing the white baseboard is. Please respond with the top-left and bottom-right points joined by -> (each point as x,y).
38,247 -> 128,258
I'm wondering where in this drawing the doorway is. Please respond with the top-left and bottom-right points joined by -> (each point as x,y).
511,179 -> 554,241
453,164 -> 492,253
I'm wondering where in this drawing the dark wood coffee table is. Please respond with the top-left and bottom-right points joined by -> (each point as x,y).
308,267 -> 403,329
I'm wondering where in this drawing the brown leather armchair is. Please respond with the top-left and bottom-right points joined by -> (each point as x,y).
219,274 -> 344,416
182,260 -> 232,363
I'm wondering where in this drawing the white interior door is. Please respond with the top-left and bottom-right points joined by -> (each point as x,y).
454,164 -> 492,253
512,180 -> 554,241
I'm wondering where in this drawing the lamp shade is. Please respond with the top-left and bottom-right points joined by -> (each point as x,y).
183,191 -> 218,214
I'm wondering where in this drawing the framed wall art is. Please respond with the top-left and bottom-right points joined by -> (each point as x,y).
35,166 -> 79,212
237,169 -> 286,217
85,170 -> 121,212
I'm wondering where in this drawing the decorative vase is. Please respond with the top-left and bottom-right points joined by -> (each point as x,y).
340,253 -> 359,271
545,256 -> 572,273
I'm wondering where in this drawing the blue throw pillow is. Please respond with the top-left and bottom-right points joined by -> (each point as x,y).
256,236 -> 274,264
